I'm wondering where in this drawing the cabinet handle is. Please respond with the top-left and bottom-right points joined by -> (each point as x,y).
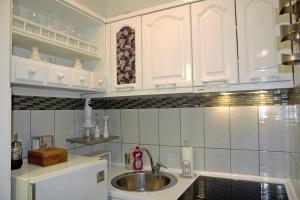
115,85 -> 135,90
80,77 -> 85,82
154,82 -> 177,87
98,80 -> 104,85
57,73 -> 64,79
29,69 -> 37,75
202,78 -> 227,83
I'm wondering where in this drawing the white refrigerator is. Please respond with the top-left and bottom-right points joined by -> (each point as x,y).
11,155 -> 107,200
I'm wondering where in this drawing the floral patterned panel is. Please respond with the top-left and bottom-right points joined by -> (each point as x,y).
116,26 -> 136,85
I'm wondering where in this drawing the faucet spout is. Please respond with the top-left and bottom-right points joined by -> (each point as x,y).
142,147 -> 167,174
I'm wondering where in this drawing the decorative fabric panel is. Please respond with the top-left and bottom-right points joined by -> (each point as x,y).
116,26 -> 136,85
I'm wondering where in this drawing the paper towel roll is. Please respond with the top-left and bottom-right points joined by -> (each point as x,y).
181,147 -> 193,174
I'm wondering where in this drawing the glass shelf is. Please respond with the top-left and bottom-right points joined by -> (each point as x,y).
66,136 -> 119,145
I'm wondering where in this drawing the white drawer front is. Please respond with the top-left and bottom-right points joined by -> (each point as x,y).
46,64 -> 70,86
71,70 -> 90,88
91,73 -> 104,90
14,57 -> 45,84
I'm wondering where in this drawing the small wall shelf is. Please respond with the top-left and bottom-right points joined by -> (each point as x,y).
66,136 -> 119,145
12,15 -> 101,60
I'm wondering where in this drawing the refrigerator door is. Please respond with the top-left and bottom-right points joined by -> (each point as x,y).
30,161 -> 107,200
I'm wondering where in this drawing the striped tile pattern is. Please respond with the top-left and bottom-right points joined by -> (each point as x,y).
12,88 -> 300,110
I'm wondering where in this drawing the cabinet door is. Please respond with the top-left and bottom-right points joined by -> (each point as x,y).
192,0 -> 238,87
110,17 -> 142,91
46,63 -> 70,87
90,73 -> 105,90
70,69 -> 90,89
13,56 -> 45,85
142,5 -> 192,89
237,0 -> 292,83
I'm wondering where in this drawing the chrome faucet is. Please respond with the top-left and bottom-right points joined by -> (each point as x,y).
142,148 -> 167,174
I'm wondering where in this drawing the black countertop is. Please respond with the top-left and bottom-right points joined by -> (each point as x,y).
178,176 -> 288,200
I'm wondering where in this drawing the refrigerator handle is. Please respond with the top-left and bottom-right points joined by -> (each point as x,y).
31,183 -> 36,200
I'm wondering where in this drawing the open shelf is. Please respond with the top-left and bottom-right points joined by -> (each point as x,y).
66,136 -> 119,145
12,15 -> 101,60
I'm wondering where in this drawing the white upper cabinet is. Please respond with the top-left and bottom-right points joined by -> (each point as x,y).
192,0 -> 238,87
110,17 -> 142,91
236,0 -> 292,83
142,5 -> 193,89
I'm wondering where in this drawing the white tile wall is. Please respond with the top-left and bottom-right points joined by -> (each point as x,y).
193,148 -> 204,171
105,109 -> 121,143
31,110 -> 55,137
160,146 -> 181,168
139,109 -> 159,145
121,109 -> 139,144
230,106 -> 258,150
259,106 -> 290,152
107,143 -> 122,163
141,144 -> 159,167
159,109 -> 180,146
54,110 -> 75,149
12,110 -> 31,158
180,108 -> 204,147
231,150 -> 259,176
204,107 -> 230,148
205,148 -> 230,173
13,105 -> 299,179
260,151 -> 291,178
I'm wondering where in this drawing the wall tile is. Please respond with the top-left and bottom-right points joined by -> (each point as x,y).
231,150 -> 259,176
74,110 -> 84,138
107,143 -> 122,164
287,105 -> 300,153
205,148 -> 230,173
74,146 -> 92,155
180,108 -> 204,147
159,109 -> 180,146
160,146 -> 181,169
54,110 -> 75,149
194,148 -> 205,171
92,144 -> 106,153
141,145 -> 159,167
31,110 -> 54,137
93,110 -> 105,135
105,109 -> 121,142
139,109 -> 159,145
259,106 -> 291,152
260,151 -> 291,178
204,107 -> 230,148
12,110 -> 31,158
230,106 -> 258,150
121,109 -> 139,144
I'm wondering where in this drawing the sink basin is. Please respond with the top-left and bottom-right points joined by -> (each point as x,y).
111,171 -> 178,192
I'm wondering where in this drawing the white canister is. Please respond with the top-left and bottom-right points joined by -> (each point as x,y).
29,47 -> 42,61
72,59 -> 84,70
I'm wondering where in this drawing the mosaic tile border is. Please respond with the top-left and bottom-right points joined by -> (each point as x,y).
12,88 -> 300,110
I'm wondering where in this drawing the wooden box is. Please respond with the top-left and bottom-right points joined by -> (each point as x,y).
28,147 -> 68,167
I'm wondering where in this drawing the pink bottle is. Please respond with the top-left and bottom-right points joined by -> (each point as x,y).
132,146 -> 143,170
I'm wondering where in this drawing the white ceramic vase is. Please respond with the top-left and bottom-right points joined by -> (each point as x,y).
30,47 -> 42,61
72,59 -> 83,70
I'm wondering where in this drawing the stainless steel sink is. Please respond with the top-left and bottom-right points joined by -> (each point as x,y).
111,171 -> 178,192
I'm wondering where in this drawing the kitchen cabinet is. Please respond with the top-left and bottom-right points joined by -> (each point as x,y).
11,56 -> 105,92
12,56 -> 45,85
46,63 -> 71,87
11,0 -> 106,95
110,17 -> 142,91
142,5 -> 193,89
236,0 -> 292,84
191,0 -> 238,87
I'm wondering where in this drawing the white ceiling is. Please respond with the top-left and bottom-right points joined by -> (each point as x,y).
73,0 -> 177,18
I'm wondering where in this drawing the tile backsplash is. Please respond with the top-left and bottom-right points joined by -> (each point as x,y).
11,90 -> 300,179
